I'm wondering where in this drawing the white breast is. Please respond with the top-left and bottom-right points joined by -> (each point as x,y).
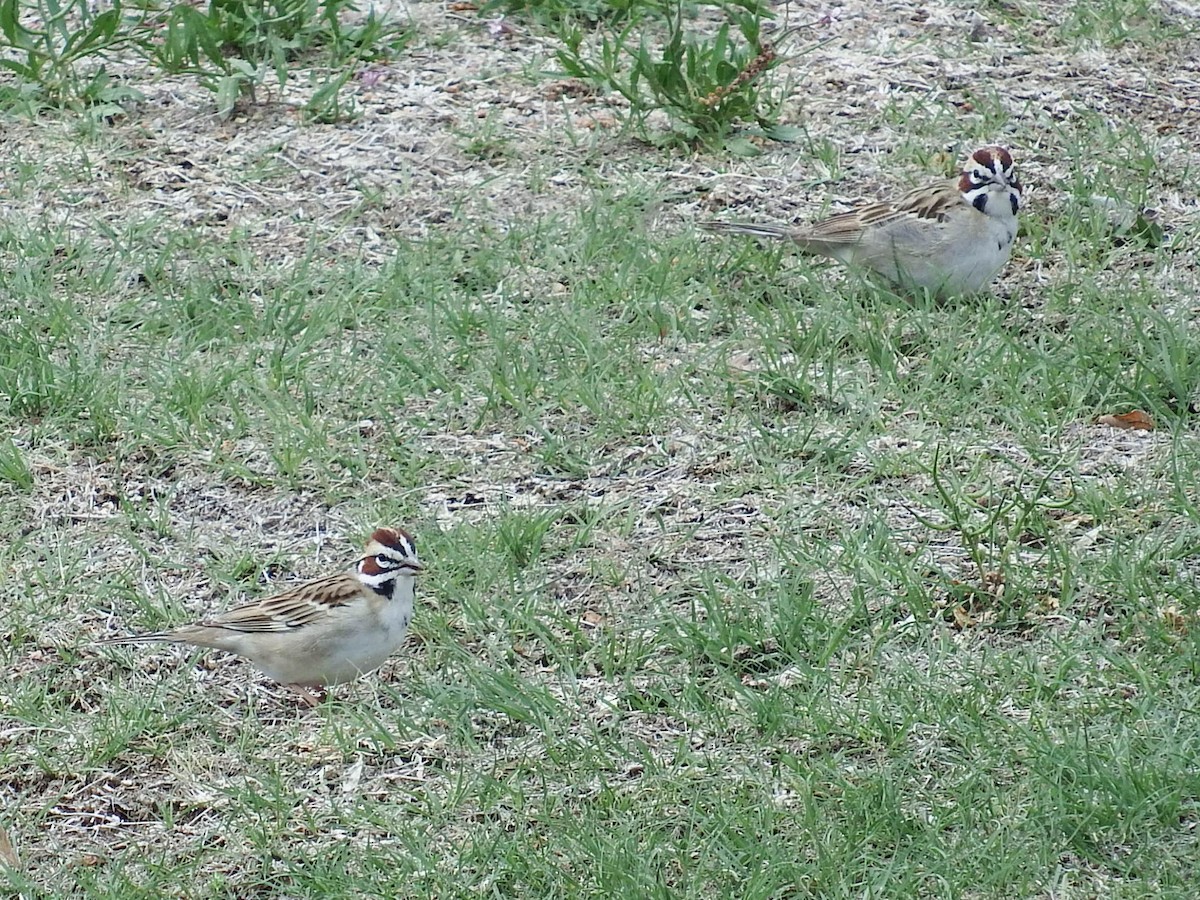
243,581 -> 416,687
855,202 -> 1017,297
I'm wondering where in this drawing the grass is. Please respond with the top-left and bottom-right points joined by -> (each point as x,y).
3,0 -> 1200,896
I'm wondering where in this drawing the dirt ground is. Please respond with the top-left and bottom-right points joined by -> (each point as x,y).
2,0 -> 1197,280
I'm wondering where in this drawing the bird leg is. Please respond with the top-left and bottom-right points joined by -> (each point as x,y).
284,684 -> 327,708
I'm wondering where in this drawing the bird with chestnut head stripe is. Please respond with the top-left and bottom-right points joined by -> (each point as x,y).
700,146 -> 1022,297
97,527 -> 422,706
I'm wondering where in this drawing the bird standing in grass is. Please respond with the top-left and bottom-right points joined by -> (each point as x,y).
700,145 -> 1022,297
97,527 -> 422,706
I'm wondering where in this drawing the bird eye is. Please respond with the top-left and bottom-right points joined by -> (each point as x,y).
375,554 -> 396,568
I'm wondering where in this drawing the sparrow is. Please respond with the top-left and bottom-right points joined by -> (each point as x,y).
700,146 -> 1022,297
97,527 -> 422,706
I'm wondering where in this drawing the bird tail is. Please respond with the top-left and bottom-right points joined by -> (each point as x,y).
95,632 -> 179,646
698,220 -> 794,241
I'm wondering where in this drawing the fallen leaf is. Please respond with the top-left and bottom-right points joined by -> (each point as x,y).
574,113 -> 617,130
1160,605 -> 1189,635
0,826 -> 18,869
726,350 -> 759,373
1096,410 -> 1155,431
543,79 -> 594,101
341,756 -> 365,795
486,16 -> 517,37
983,570 -> 1006,600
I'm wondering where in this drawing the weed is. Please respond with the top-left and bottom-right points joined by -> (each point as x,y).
555,0 -> 794,150
0,0 -> 145,108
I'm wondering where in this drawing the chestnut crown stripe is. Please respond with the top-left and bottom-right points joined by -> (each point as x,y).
371,527 -> 416,553
973,146 -> 1013,170
357,527 -> 421,580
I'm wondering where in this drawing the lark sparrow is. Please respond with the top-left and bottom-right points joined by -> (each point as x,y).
700,146 -> 1022,297
97,527 -> 422,705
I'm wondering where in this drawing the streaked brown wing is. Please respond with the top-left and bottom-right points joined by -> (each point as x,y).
802,208 -> 870,244
890,179 -> 964,223
201,573 -> 360,633
804,179 -> 963,244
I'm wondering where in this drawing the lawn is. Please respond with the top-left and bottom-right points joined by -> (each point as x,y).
2,0 -> 1200,896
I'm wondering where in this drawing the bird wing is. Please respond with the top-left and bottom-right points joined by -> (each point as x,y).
200,573 -> 361,633
889,179 -> 968,224
803,179 -> 964,244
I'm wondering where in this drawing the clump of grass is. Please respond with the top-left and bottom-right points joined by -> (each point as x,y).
0,0 -> 146,109
554,0 -> 797,151
0,0 -> 412,116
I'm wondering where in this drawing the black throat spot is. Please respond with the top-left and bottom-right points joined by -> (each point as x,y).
972,193 -> 988,213
370,578 -> 396,600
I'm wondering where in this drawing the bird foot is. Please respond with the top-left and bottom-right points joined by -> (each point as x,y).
284,684 -> 327,708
